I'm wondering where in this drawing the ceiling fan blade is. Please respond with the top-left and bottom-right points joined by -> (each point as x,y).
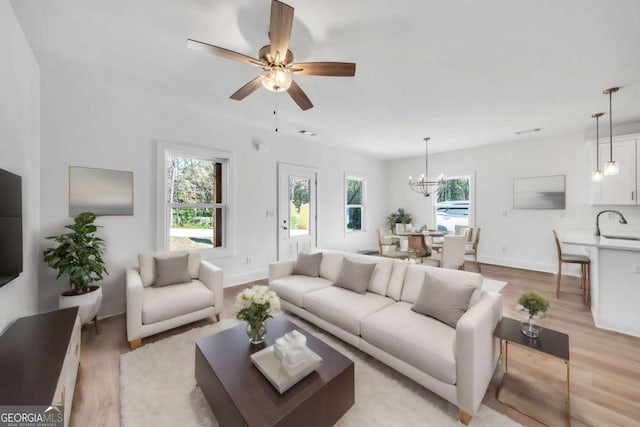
187,39 -> 264,67
269,0 -> 294,63
291,62 -> 356,77
230,76 -> 263,101
287,81 -> 313,111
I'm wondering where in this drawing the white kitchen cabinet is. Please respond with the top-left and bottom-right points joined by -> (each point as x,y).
590,135 -> 638,205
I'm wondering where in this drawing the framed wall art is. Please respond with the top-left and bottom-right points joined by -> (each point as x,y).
513,175 -> 565,210
69,166 -> 134,216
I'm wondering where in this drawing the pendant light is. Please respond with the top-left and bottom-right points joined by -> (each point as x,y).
603,87 -> 620,176
591,112 -> 604,182
408,137 -> 444,197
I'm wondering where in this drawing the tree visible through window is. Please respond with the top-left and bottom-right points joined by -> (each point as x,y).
166,155 -> 225,250
346,176 -> 365,232
435,176 -> 470,232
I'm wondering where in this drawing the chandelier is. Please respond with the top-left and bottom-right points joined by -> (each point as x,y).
408,137 -> 444,197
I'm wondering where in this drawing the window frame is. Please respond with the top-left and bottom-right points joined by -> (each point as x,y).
156,141 -> 234,257
432,171 -> 476,232
344,172 -> 367,235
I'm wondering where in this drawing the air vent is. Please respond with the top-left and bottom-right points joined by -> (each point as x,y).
515,128 -> 542,135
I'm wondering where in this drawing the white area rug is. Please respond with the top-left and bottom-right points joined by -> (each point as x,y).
120,316 -> 520,427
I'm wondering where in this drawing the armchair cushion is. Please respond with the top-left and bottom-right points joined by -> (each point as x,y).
153,254 -> 191,287
139,251 -> 201,287
142,280 -> 214,324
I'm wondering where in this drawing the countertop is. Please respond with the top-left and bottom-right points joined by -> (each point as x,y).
560,231 -> 640,252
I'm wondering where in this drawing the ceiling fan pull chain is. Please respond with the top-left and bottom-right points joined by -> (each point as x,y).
274,93 -> 279,132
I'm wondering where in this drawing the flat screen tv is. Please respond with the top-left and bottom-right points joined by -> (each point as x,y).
0,168 -> 22,287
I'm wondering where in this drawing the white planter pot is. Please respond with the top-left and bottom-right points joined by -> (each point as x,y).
399,239 -> 409,251
59,286 -> 103,324
395,223 -> 412,234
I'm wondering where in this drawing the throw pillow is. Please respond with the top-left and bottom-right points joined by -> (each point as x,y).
333,258 -> 376,294
411,272 -> 476,328
153,254 -> 191,287
292,252 -> 323,277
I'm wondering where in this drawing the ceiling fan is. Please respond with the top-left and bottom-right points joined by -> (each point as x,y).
187,0 -> 356,111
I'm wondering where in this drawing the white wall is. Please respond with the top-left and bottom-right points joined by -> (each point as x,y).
0,1 -> 40,331
38,65 -> 386,318
387,128 -> 640,273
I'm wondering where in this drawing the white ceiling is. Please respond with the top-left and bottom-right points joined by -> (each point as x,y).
10,0 -> 640,159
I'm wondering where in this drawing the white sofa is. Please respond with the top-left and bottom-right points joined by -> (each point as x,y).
126,251 -> 223,349
269,250 -> 502,425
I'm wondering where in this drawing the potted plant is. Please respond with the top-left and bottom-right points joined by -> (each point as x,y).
235,285 -> 281,344
43,212 -> 108,328
387,208 -> 413,234
517,291 -> 549,338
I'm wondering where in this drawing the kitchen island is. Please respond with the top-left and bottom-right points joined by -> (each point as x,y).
561,232 -> 640,337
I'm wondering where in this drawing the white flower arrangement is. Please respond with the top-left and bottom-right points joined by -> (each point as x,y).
235,285 -> 281,327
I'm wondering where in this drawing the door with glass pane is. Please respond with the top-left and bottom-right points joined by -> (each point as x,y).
278,163 -> 317,260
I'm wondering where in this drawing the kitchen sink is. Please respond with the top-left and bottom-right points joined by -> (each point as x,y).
602,234 -> 640,241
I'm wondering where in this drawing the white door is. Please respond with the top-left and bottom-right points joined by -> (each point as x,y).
278,163 -> 317,260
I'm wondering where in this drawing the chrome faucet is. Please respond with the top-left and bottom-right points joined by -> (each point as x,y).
595,210 -> 628,236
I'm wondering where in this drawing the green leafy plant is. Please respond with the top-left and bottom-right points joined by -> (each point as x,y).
43,212 -> 108,294
518,291 -> 549,317
387,208 -> 413,231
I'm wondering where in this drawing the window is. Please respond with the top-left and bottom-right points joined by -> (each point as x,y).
345,175 -> 365,233
434,174 -> 473,232
158,144 -> 232,254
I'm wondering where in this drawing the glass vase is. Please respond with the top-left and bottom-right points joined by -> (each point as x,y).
246,321 -> 267,344
517,306 -> 545,338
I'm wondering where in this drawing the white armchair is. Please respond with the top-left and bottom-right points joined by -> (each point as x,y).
126,251 -> 223,349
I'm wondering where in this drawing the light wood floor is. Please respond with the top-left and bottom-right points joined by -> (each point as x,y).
70,264 -> 640,427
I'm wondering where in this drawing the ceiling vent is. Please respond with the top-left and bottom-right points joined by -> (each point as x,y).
515,128 -> 542,135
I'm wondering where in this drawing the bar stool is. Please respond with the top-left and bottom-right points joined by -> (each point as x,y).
553,230 -> 590,304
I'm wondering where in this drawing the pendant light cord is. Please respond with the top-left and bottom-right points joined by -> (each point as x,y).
608,90 -> 613,162
596,115 -> 600,168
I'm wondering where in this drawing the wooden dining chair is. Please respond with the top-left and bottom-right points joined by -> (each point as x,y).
465,228 -> 481,272
455,225 -> 474,242
553,230 -> 590,304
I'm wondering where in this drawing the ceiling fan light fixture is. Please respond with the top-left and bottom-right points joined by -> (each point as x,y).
261,67 -> 292,92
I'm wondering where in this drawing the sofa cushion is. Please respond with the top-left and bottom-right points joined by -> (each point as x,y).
292,252 -> 322,277
315,250 -> 394,296
386,259 -> 409,300
269,276 -> 333,307
412,272 -> 476,328
153,254 -> 191,287
316,250 -> 344,282
361,302 -> 457,384
139,251 -> 201,287
334,258 -> 376,294
142,279 -> 214,324
302,286 -> 394,336
400,264 -> 482,304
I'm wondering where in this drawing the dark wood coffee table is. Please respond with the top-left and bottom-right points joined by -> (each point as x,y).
195,315 -> 355,427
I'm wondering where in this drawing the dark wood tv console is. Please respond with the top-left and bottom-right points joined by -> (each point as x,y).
0,307 -> 80,427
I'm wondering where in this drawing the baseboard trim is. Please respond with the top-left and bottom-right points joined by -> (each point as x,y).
223,270 -> 268,288
478,256 -> 581,277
